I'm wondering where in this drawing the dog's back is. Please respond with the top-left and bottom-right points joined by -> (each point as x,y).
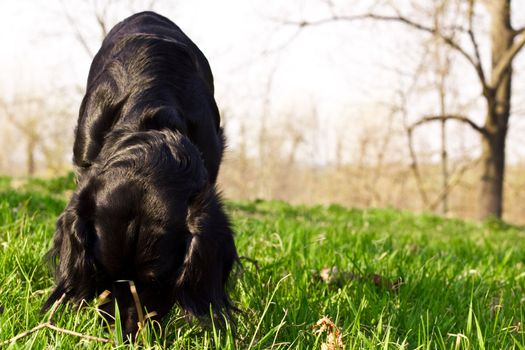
74,11 -> 223,182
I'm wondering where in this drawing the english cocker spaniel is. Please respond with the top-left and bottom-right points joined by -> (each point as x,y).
43,11 -> 238,338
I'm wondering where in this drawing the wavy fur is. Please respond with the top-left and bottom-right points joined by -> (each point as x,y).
43,12 -> 238,338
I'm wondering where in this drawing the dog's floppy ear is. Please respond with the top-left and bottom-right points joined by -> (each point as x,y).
43,188 -> 97,310
175,186 -> 238,317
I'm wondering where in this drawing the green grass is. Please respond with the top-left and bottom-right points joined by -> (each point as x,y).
1,175 -> 524,349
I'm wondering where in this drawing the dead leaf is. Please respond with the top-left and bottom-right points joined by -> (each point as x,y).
409,244 -> 419,253
509,321 -> 522,333
320,267 -> 338,284
313,316 -> 344,350
372,273 -> 404,292
318,267 -> 355,286
316,267 -> 403,293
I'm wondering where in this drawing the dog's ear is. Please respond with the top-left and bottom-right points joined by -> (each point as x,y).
175,186 -> 238,317
43,189 -> 97,310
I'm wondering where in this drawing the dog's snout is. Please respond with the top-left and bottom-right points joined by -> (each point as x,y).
121,306 -> 140,340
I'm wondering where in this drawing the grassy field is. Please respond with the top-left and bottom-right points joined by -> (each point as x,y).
0,175 -> 524,349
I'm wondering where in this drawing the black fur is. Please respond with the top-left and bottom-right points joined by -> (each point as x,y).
43,11 -> 238,338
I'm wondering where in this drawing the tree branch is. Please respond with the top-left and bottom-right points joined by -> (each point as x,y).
466,0 -> 488,95
406,127 -> 429,206
60,0 -> 94,58
0,97 -> 39,135
289,12 -> 489,91
409,115 -> 487,136
513,27 -> 525,37
94,0 -> 110,39
427,158 -> 480,211
490,28 -> 525,89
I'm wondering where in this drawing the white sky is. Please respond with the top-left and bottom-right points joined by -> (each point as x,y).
1,0 -> 524,166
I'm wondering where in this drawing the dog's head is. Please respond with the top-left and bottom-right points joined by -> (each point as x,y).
44,129 -> 237,338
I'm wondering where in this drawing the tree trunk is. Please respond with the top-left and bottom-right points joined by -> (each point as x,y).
479,126 -> 507,219
27,138 -> 36,176
479,0 -> 512,219
440,119 -> 448,214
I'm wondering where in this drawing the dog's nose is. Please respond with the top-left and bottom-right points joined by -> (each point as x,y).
113,280 -> 133,298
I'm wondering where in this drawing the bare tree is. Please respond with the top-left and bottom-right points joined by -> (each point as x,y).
60,0 -> 161,59
0,96 -> 45,175
432,1 -> 453,215
0,93 -> 75,176
288,0 -> 525,219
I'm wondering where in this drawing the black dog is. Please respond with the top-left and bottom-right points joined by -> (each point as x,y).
43,11 -> 238,337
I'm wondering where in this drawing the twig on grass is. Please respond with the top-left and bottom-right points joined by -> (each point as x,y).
0,323 -> 49,347
0,294 -> 112,347
47,293 -> 66,322
45,324 -> 112,343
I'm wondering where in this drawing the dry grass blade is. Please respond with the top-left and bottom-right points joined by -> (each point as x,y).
128,281 -> 145,327
97,289 -> 111,306
128,280 -> 159,338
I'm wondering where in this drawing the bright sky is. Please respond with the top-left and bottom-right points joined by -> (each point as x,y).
1,0 -> 524,165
